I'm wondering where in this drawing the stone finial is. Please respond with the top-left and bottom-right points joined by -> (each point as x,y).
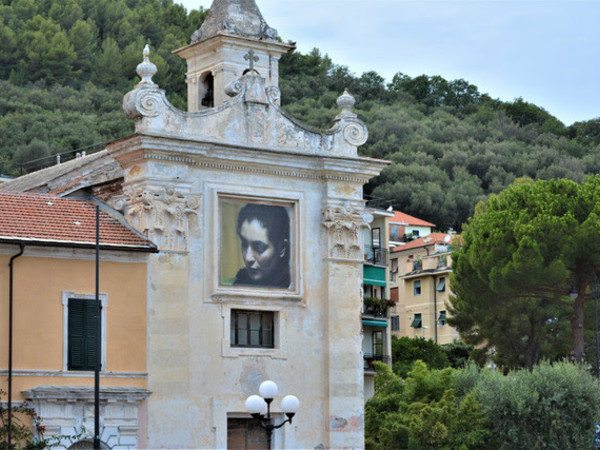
336,89 -> 356,116
136,44 -> 158,86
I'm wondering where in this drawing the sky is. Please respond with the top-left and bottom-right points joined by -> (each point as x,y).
177,0 -> 599,126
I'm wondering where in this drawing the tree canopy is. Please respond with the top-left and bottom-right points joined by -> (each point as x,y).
366,360 -> 600,449
448,176 -> 600,366
1,0 -> 600,233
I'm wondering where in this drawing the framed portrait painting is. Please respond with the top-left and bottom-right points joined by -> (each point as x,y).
220,197 -> 293,290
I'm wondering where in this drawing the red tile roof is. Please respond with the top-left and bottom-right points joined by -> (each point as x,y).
392,232 -> 458,252
390,211 -> 436,228
0,192 -> 156,251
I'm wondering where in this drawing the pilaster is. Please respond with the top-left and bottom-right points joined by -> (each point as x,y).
322,196 -> 369,448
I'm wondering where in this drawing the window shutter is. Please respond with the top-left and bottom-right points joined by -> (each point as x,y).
68,298 -> 100,371
68,299 -> 85,370
436,277 -> 446,292
410,313 -> 422,328
85,300 -> 98,370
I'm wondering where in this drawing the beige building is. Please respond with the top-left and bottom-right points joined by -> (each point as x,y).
1,0 -> 386,447
362,209 -> 393,399
0,192 -> 156,448
390,233 -> 460,345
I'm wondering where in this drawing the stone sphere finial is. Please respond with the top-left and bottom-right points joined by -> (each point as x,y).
337,89 -> 356,115
136,44 -> 158,86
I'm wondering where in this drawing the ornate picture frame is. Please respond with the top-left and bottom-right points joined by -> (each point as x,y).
220,197 -> 294,290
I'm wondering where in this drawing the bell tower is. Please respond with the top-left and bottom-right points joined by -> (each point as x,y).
174,0 -> 294,111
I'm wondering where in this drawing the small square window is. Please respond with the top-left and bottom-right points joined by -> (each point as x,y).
411,313 -> 422,328
414,280 -> 422,296
231,310 -> 274,348
436,277 -> 446,292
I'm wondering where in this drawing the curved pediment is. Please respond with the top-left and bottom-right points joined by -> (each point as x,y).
123,52 -> 368,158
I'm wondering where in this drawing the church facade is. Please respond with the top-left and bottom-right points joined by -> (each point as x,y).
1,1 -> 386,447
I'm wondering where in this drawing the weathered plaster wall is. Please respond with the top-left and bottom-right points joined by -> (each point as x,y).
105,130 -> 382,448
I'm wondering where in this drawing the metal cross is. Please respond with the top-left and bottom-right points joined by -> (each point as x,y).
244,50 -> 259,72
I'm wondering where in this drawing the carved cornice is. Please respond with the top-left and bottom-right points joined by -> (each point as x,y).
109,135 -> 382,183
22,386 -> 151,403
110,184 -> 200,252
322,203 -> 370,261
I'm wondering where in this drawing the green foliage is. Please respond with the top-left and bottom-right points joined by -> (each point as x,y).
455,361 -> 600,449
0,0 -> 599,233
0,80 -> 132,173
365,361 -> 489,450
0,388 -> 80,449
391,336 -> 474,378
391,336 -> 450,377
449,176 -> 600,365
368,361 -> 600,449
441,340 -> 474,369
502,97 -> 567,135
0,0 -> 202,91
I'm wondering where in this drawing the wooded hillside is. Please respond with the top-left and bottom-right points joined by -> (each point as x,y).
1,0 -> 599,230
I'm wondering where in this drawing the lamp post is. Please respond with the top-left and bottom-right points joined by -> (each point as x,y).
569,274 -> 600,377
245,380 -> 299,450
422,325 -> 429,339
593,275 -> 600,379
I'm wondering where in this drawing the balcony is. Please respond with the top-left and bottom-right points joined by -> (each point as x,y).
362,297 -> 390,318
364,354 -> 390,372
364,247 -> 389,266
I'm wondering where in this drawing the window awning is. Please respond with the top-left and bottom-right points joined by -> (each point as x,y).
438,311 -> 447,324
436,277 -> 446,292
363,319 -> 388,328
411,315 -> 422,328
363,265 -> 386,286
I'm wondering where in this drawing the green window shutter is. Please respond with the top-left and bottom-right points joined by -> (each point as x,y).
68,298 -> 100,371
410,313 -> 422,328
68,299 -> 85,370
436,277 -> 446,292
438,310 -> 447,326
85,300 -> 98,370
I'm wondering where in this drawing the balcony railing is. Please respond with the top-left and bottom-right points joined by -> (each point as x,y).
364,354 -> 390,371
362,298 -> 390,318
364,247 -> 389,266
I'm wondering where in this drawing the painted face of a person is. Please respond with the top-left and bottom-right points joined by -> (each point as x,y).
239,219 -> 284,282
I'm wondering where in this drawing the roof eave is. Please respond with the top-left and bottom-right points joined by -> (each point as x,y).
0,237 -> 159,253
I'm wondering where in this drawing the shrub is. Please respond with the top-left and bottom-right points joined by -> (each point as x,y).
456,361 -> 600,449
366,361 -> 489,449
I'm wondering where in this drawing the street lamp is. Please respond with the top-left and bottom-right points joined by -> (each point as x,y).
569,274 -> 600,378
422,325 -> 429,339
245,380 -> 299,450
